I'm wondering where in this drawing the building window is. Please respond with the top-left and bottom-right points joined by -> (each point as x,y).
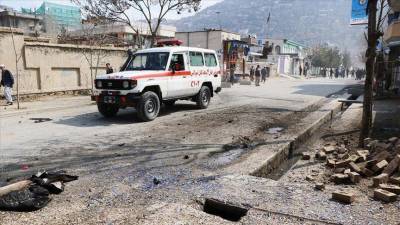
275,45 -> 281,54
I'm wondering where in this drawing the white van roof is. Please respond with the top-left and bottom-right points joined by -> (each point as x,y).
136,46 -> 216,54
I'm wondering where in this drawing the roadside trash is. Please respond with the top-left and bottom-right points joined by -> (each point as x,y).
0,171 -> 78,212
183,155 -> 190,160
30,118 -> 52,123
153,177 -> 161,185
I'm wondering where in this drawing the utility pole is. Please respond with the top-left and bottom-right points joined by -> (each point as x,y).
359,0 -> 378,147
9,12 -> 20,109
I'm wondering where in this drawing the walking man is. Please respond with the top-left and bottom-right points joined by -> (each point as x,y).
261,66 -> 267,83
299,65 -> 303,76
106,63 -> 114,74
255,65 -> 261,86
249,66 -> 255,82
0,65 -> 14,105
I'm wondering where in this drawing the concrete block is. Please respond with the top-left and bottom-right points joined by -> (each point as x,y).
348,162 -> 362,174
374,189 -> 397,203
379,184 -> 400,194
373,173 -> 389,187
372,160 -> 389,173
382,155 -> 400,176
332,191 -> 355,204
349,172 -> 361,184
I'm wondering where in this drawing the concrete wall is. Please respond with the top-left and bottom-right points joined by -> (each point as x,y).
0,27 -> 127,95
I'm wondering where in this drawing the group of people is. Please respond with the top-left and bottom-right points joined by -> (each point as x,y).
250,65 -> 270,86
319,67 -> 366,80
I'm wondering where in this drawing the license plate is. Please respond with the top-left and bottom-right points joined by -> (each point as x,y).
104,96 -> 117,104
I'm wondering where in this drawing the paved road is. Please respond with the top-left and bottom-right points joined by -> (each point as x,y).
0,78 -> 360,224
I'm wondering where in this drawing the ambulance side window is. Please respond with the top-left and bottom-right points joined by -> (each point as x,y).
204,53 -> 218,67
189,52 -> 204,67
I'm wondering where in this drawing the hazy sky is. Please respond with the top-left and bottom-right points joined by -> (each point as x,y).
0,0 -> 223,19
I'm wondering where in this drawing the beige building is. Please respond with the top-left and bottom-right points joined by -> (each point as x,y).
176,29 -> 241,53
0,27 -> 127,95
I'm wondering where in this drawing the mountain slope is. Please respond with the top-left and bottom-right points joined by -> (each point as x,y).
173,0 -> 365,54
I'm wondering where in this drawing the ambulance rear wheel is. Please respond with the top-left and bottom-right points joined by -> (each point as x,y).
98,103 -> 119,118
137,91 -> 160,122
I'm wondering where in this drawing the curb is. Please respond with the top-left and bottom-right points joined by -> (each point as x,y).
249,96 -> 348,177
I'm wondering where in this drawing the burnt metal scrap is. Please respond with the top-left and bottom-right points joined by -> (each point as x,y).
0,171 -> 78,212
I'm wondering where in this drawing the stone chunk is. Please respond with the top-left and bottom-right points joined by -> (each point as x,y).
331,174 -> 350,184
389,137 -> 399,144
372,160 -> 388,173
316,151 -> 327,160
363,138 -> 372,146
374,189 -> 397,203
348,162 -> 362,174
323,146 -> 336,154
356,150 -> 369,162
373,173 -> 389,187
348,154 -> 361,163
305,175 -> 315,181
332,191 -> 355,204
373,151 -> 391,162
301,152 -> 311,160
348,172 -> 361,184
382,155 -> 400,176
361,167 -> 374,177
379,184 -> 400,194
334,168 -> 346,173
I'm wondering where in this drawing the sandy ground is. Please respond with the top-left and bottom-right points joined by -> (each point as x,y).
0,78 -> 366,224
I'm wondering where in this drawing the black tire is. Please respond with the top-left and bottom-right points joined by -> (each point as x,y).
164,100 -> 176,107
137,91 -> 160,122
196,86 -> 211,109
98,103 -> 119,118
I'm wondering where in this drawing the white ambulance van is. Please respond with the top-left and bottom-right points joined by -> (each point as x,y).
92,46 -> 222,121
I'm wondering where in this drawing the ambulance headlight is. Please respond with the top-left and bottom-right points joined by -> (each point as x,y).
122,80 -> 130,89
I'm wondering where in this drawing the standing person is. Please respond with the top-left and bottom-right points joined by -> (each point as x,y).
299,65 -> 303,76
0,65 -> 14,105
261,66 -> 267,83
335,68 -> 339,79
249,66 -> 255,82
329,68 -> 333,79
255,65 -> 261,86
304,62 -> 309,77
106,63 -> 114,74
229,65 -> 235,85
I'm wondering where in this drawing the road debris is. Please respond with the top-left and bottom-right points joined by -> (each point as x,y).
29,118 -> 52,123
0,171 -> 78,212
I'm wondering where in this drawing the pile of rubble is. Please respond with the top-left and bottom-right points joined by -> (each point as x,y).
302,137 -> 400,204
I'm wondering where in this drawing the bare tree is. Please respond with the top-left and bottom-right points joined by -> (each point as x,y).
73,0 -> 202,47
359,0 -> 389,146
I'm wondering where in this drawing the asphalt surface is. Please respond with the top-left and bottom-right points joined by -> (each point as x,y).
0,78 -> 362,224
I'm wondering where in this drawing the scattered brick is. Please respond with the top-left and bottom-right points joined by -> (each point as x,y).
331,174 -> 350,184
327,159 -> 336,167
332,191 -> 355,204
348,154 -> 361,162
373,151 -> 391,162
334,167 -> 345,173
379,184 -> 400,194
323,146 -> 336,154
382,155 -> 400,176
316,151 -> 327,160
373,173 -> 389,187
372,160 -> 388,173
315,183 -> 325,191
389,177 -> 400,185
349,172 -> 361,184
374,189 -> 397,203
361,167 -> 374,177
348,162 -> 362,174
336,159 -> 351,168
344,169 -> 351,174
301,152 -> 311,160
